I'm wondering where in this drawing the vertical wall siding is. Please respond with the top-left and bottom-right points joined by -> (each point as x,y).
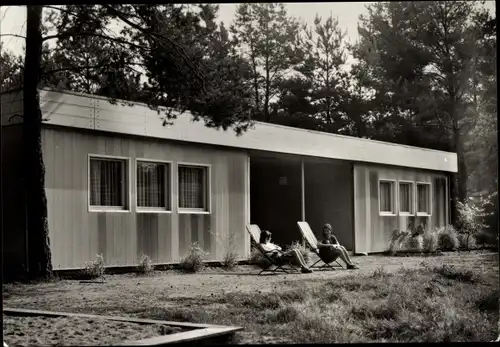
42,127 -> 249,270
353,164 -> 448,253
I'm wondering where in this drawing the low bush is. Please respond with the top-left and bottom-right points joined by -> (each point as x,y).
179,242 -> 209,273
458,233 -> 477,250
82,254 -> 105,279
222,251 -> 239,270
422,229 -> 438,253
436,226 -> 459,251
403,234 -> 424,252
388,230 -> 410,254
137,254 -> 155,274
208,229 -> 239,269
432,264 -> 480,283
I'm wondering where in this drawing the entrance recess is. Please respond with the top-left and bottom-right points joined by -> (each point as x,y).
249,153 -> 354,250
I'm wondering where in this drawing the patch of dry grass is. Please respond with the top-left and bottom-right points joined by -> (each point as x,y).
3,253 -> 498,343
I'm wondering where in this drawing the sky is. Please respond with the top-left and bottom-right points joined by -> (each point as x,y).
1,2 -> 374,56
1,2 -> 496,58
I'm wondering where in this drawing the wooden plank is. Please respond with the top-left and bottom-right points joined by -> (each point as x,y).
364,166 -> 371,253
157,214 -> 172,263
122,327 -> 240,346
80,132 -> 91,265
52,129 -> 66,268
89,137 -> 105,263
245,155 -> 251,258
3,307 -> 241,330
68,131 -> 79,268
227,154 -> 245,257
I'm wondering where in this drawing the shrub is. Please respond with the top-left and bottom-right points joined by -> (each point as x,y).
456,199 -> 489,250
179,242 -> 209,273
403,234 -> 423,252
437,226 -> 459,251
432,264 -> 479,283
222,251 -> 239,270
137,254 -> 155,274
208,229 -> 239,269
458,233 -> 477,250
82,254 -> 105,279
285,240 -> 311,265
388,229 -> 410,254
422,229 -> 438,253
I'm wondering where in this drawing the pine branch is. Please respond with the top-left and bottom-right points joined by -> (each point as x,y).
101,4 -> 206,89
0,34 -> 26,39
41,61 -> 147,77
41,32 -> 147,52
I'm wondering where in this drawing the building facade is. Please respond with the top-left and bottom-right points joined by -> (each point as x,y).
1,89 -> 457,271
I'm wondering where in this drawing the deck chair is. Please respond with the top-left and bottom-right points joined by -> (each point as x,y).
297,221 -> 344,270
246,224 -> 300,275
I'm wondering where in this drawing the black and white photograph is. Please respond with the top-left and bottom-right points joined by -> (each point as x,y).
1,1 -> 498,345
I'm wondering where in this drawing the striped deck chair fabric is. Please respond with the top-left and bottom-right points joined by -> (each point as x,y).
297,221 -> 343,270
246,224 -> 300,275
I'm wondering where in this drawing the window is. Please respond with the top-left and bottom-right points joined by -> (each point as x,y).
379,180 -> 396,215
178,164 -> 210,212
89,156 -> 128,210
416,182 -> 431,215
136,160 -> 171,211
399,181 -> 414,215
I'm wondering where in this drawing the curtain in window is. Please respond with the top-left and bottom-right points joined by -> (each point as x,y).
90,159 -> 124,206
399,183 -> 411,213
179,166 -> 205,209
380,182 -> 392,212
417,184 -> 429,213
137,162 -> 166,208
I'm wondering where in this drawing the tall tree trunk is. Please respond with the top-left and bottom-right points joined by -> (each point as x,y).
449,128 -> 467,226
264,55 -> 270,122
24,5 -> 53,279
249,43 -> 260,118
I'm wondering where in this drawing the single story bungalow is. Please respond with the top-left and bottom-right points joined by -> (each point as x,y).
1,88 -> 457,271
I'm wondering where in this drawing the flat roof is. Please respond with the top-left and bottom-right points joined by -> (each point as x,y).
1,88 -> 458,172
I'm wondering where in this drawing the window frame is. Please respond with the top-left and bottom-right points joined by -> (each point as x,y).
398,180 -> 415,216
378,178 -> 397,216
416,181 -> 432,216
177,162 -> 211,215
135,158 -> 173,214
88,154 -> 131,213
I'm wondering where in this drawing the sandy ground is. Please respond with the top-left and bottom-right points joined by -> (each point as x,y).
2,315 -> 183,346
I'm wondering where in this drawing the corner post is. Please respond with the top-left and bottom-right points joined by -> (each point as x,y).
301,158 -> 306,246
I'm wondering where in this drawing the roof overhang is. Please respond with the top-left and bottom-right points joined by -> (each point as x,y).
1,88 -> 458,173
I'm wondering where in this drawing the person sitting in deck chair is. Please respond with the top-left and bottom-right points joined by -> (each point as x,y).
259,230 -> 313,273
317,223 -> 359,269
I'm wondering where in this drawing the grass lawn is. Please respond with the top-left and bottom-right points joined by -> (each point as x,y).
3,251 -> 498,344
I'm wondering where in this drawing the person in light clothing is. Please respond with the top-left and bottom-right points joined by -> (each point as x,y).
259,230 -> 313,273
